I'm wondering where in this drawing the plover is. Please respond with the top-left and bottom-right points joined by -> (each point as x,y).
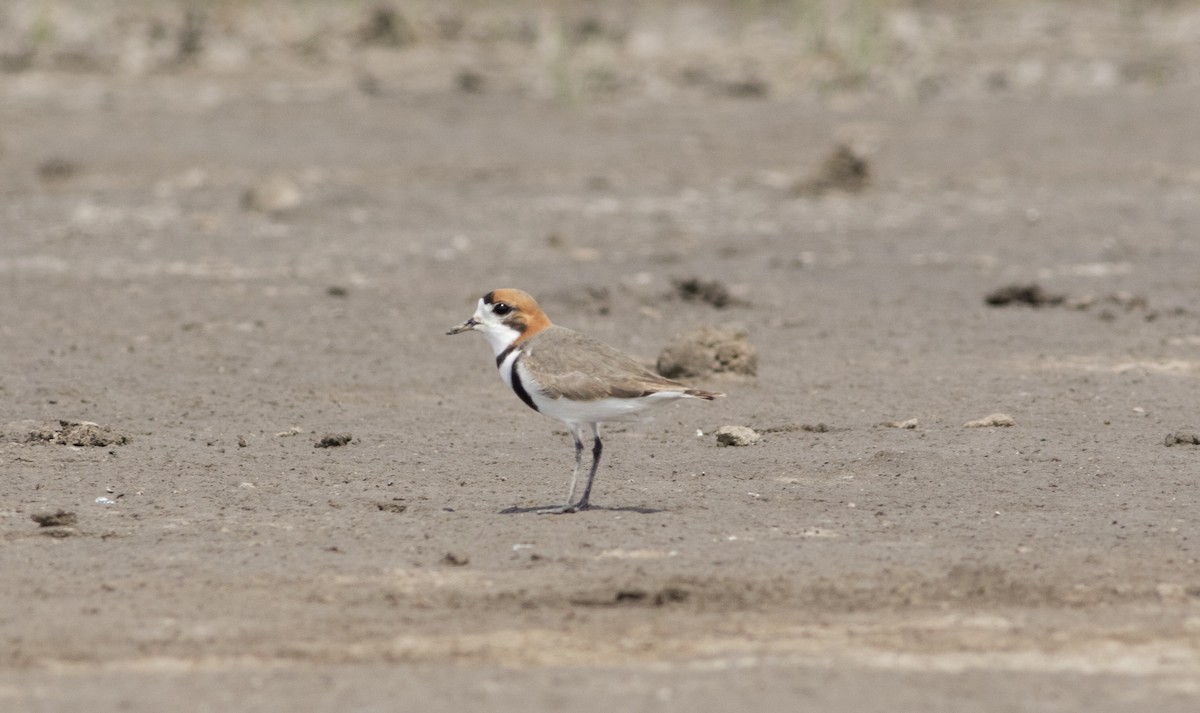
448,288 -> 723,512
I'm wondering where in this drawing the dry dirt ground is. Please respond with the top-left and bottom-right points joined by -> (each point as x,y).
2,2 -> 1200,711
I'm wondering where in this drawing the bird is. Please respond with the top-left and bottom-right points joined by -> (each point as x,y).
447,288 -> 723,513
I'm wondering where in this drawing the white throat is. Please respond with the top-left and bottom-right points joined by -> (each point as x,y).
482,323 -> 522,358
471,300 -> 524,358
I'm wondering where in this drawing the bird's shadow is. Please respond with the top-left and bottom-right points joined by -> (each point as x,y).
499,504 -> 666,515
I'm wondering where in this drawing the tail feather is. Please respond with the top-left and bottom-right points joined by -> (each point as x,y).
684,388 -> 724,401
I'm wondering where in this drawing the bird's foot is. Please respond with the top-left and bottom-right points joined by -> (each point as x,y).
534,501 -> 595,514
499,502 -> 593,515
534,505 -> 576,515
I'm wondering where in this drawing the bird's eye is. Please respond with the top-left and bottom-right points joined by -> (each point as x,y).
492,302 -> 512,316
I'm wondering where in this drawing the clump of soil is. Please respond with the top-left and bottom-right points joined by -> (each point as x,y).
715,425 -> 761,447
1072,292 -> 1156,321
657,326 -> 758,379
793,144 -> 871,196
984,284 -> 1065,307
31,510 -> 78,527
457,69 -> 485,93
1078,292 -> 1149,311
575,586 -> 691,607
440,552 -> 469,566
177,8 -> 205,60
241,175 -> 301,214
964,413 -> 1015,428
761,423 -> 831,434
26,420 -> 130,447
671,278 -> 743,308
725,78 -> 770,98
1164,431 -> 1200,447
986,285 -> 1165,321
315,433 -> 353,448
358,4 -> 416,47
38,157 -> 79,182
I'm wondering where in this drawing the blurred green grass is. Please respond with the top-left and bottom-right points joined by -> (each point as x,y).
3,0 -> 1196,100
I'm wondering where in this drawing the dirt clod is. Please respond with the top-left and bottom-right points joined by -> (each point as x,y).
654,587 -> 690,605
580,587 -> 692,607
760,423 -> 830,434
31,510 -> 78,528
985,284 -> 1065,307
457,70 -> 485,93
672,278 -> 741,308
715,425 -> 761,447
375,501 -> 408,513
26,420 -> 130,447
315,433 -> 353,448
1164,431 -> 1200,447
177,8 -> 205,60
793,144 -> 870,195
241,176 -> 301,214
358,4 -> 416,47
964,413 -> 1015,428
725,78 -> 770,98
657,326 -> 757,379
441,552 -> 469,566
38,157 -> 79,182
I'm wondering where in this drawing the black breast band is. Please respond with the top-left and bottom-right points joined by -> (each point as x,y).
510,354 -> 540,413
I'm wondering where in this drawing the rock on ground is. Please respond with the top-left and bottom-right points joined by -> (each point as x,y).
715,425 -> 761,447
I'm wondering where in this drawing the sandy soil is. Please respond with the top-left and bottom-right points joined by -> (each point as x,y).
3,2 -> 1200,711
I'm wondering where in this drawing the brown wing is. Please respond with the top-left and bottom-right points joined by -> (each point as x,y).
521,326 -> 691,401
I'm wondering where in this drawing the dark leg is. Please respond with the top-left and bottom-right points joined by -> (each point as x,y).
573,425 -> 603,510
